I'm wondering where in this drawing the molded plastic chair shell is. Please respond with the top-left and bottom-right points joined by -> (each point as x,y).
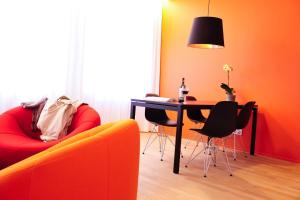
192,101 -> 238,139
237,101 -> 256,129
185,96 -> 206,124
145,93 -> 177,127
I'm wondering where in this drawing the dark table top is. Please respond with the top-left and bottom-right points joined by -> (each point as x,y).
131,98 -> 257,109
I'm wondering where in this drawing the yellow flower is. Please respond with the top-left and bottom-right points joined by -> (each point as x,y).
223,64 -> 233,72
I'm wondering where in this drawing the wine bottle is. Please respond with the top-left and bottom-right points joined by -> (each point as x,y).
178,78 -> 186,102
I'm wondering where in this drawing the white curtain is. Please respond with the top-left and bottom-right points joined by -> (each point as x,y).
0,0 -> 72,110
0,0 -> 162,128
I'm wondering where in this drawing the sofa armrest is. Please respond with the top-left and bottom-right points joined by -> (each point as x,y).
0,119 -> 140,200
0,113 -> 25,135
0,106 -> 33,135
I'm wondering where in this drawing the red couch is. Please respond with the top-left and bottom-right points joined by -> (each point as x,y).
0,104 -> 100,169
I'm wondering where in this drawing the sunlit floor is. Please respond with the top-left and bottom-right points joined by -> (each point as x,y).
137,133 -> 300,200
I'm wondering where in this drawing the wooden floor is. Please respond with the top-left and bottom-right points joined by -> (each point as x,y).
137,133 -> 300,200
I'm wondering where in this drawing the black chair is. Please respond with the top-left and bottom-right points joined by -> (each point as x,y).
142,93 -> 179,161
184,96 -> 207,149
185,101 -> 238,177
232,101 -> 256,160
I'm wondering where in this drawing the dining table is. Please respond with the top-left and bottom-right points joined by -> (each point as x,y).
130,98 -> 258,174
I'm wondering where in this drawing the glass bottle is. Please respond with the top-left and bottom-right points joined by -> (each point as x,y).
178,78 -> 186,102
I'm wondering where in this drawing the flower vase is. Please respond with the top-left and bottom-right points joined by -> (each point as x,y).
226,94 -> 236,101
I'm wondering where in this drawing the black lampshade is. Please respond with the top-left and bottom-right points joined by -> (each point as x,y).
188,16 -> 224,49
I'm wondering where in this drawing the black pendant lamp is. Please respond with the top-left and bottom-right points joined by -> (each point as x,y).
188,0 -> 224,49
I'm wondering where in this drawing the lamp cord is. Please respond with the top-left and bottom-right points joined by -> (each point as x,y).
207,0 -> 211,16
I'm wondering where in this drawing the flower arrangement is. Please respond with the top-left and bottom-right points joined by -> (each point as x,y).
220,64 -> 235,95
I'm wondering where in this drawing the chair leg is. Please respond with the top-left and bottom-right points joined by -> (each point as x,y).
158,126 -> 184,161
142,131 -> 154,154
212,144 -> 217,167
142,125 -> 159,155
152,125 -> 162,153
196,135 -> 204,147
160,133 -> 167,161
145,125 -> 185,161
184,139 -> 191,149
202,139 -> 233,177
222,139 -> 233,176
185,144 -> 205,168
184,135 -> 202,149
222,137 -> 227,152
238,132 -> 248,158
184,122 -> 203,149
233,129 -> 248,160
158,134 -> 162,152
233,133 -> 237,160
203,142 -> 212,178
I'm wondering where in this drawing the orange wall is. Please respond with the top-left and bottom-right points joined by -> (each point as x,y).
160,0 -> 300,162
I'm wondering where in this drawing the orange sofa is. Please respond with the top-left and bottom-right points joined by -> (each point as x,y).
0,119 -> 140,200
